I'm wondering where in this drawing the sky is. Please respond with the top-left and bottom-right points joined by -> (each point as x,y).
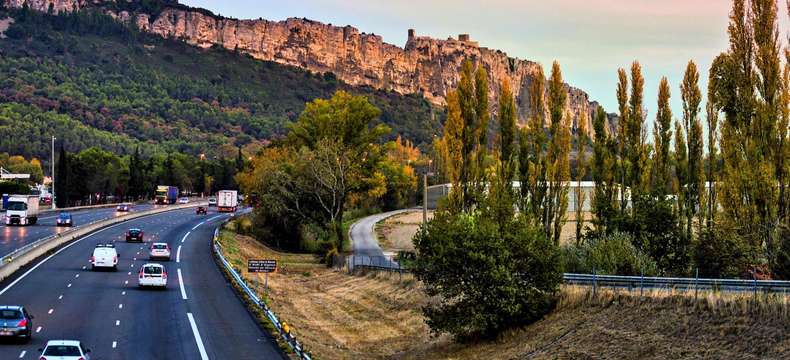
181,0 -> 790,127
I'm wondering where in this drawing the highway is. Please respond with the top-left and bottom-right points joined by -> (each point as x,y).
0,207 -> 284,359
0,204 -> 156,257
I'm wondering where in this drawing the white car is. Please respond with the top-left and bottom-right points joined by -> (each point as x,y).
38,340 -> 91,360
138,263 -> 167,288
149,243 -> 171,261
207,197 -> 217,207
90,246 -> 118,271
178,197 -> 189,204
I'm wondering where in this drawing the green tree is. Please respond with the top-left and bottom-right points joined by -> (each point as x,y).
55,143 -> 70,207
652,77 -> 673,196
591,107 -> 617,235
545,61 -> 571,245
680,60 -> 704,241
574,110 -> 588,244
519,66 -> 548,226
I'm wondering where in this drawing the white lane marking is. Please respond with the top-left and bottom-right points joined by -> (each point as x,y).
191,221 -> 204,231
187,313 -> 209,360
58,295 -> 63,300
207,215 -> 223,222
112,341 -> 117,348
75,274 -> 79,278
133,257 -> 137,261
127,272 -> 131,275
67,283 -> 72,288
35,326 -> 41,333
176,245 -> 182,263
116,320 -> 120,326
121,291 -> 126,295
82,266 -> 86,270
181,231 -> 191,243
0,211 -> 170,296
130,264 -> 134,268
47,309 -> 53,314
124,280 -> 128,285
18,350 -> 25,358
118,303 -> 123,309
178,268 -> 187,300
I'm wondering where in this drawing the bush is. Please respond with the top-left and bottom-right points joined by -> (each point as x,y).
412,211 -> 562,341
563,232 -> 658,276
694,226 -> 753,278
770,225 -> 790,279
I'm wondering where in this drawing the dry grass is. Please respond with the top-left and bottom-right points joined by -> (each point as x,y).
220,230 -> 790,359
375,211 -> 433,252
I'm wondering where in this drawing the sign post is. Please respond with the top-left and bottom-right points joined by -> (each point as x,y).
248,259 -> 277,293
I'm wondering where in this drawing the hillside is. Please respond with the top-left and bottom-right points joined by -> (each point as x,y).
0,5 -> 441,161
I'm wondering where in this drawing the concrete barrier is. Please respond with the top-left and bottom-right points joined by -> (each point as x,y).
0,202 -> 206,282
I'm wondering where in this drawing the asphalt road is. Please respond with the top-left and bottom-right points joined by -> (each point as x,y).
348,209 -> 412,269
0,207 -> 283,359
0,204 -> 157,258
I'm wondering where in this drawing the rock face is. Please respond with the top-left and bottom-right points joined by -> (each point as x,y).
4,0 -> 612,136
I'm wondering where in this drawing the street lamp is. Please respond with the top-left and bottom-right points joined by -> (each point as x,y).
51,136 -> 56,210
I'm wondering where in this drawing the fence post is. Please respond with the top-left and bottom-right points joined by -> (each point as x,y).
593,268 -> 597,297
695,268 -> 699,300
640,270 -> 643,297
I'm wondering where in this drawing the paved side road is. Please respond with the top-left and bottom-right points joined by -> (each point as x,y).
349,209 -> 413,257
0,207 -> 284,359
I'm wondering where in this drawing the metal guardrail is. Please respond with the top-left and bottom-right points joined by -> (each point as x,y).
564,273 -> 790,294
212,227 -> 312,360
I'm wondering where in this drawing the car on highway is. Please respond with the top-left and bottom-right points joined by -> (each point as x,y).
207,197 -> 217,207
116,203 -> 131,212
125,228 -> 144,242
38,340 -> 91,360
0,305 -> 33,343
149,243 -> 171,261
178,197 -> 189,204
196,206 -> 207,215
55,212 -> 73,227
90,245 -> 118,271
138,263 -> 167,288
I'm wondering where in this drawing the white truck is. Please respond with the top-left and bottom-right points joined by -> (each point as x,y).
217,190 -> 238,213
4,195 -> 40,226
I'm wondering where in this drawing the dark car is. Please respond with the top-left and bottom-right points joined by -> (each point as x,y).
125,228 -> 144,242
196,206 -> 207,215
0,305 -> 33,343
116,204 -> 131,212
55,212 -> 73,227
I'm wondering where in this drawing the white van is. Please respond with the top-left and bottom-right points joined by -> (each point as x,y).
90,246 -> 118,271
138,263 -> 167,288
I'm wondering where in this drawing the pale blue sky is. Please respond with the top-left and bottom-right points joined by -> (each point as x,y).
181,0 -> 789,126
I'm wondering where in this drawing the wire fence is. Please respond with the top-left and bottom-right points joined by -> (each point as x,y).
212,227 -> 312,360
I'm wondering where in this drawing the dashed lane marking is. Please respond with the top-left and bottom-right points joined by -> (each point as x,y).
18,350 -> 25,358
47,309 -> 53,315
116,320 -> 120,326
187,313 -> 209,360
35,326 -> 41,333
181,231 -> 191,243
176,245 -> 182,263
112,341 -> 117,348
118,303 -> 123,309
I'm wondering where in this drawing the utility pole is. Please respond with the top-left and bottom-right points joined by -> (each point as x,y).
51,136 -> 56,210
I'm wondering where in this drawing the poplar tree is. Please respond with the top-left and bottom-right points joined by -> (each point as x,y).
705,63 -> 721,230
574,110 -> 588,244
681,61 -> 704,239
498,78 -> 517,186
653,77 -> 673,196
628,62 -> 648,196
519,66 -> 548,224
546,61 -> 571,245
616,69 -> 629,215
674,121 -> 688,236
591,107 -> 617,235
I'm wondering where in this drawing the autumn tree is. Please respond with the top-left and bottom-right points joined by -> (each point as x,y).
519,66 -> 548,224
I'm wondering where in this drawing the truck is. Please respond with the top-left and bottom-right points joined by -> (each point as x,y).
155,185 -> 179,205
4,195 -> 40,226
217,190 -> 238,212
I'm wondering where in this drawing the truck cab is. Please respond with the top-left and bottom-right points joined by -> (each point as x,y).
4,195 -> 40,226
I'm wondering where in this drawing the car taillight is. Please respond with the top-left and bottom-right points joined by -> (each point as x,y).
113,255 -> 118,263
39,357 -> 46,360
90,256 -> 95,263
163,271 -> 167,280
126,231 -> 130,236
16,318 -> 26,327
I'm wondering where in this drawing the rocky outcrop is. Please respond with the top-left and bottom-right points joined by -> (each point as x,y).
4,0 -> 612,136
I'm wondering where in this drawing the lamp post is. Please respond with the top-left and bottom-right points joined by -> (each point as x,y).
51,136 -> 56,210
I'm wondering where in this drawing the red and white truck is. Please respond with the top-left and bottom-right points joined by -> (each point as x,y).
217,190 -> 238,212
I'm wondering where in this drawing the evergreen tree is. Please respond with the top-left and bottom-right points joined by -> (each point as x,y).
615,68 -> 629,215
519,65 -> 548,225
498,78 -> 517,185
574,110 -> 588,244
55,143 -> 70,208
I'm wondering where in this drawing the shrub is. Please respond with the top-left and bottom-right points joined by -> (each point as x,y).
412,211 -> 562,341
563,232 -> 658,276
770,225 -> 790,279
694,226 -> 753,278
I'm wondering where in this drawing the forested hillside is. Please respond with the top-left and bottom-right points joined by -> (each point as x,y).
0,5 -> 442,161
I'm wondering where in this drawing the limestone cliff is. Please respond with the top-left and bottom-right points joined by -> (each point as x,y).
4,0 -> 613,136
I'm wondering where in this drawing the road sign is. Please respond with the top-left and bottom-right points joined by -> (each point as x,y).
248,259 -> 276,273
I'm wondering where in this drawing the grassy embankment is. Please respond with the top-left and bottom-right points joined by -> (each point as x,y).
221,220 -> 790,359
